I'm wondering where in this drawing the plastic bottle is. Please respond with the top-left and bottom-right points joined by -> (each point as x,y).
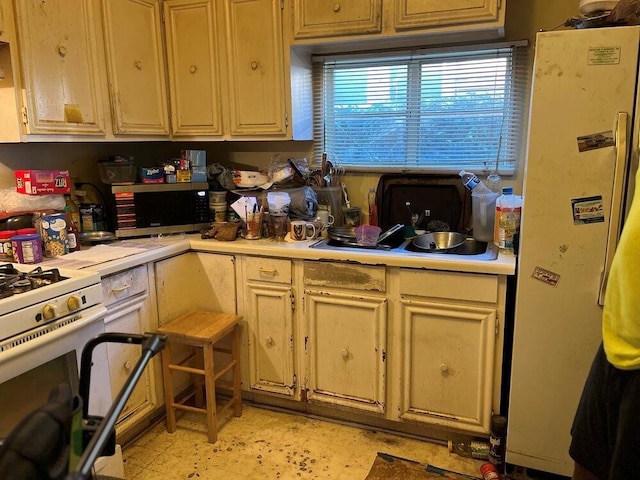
489,415 -> 507,471
368,187 -> 378,226
480,462 -> 501,480
448,439 -> 490,460
495,187 -> 522,253
460,171 -> 499,242
64,206 -> 81,252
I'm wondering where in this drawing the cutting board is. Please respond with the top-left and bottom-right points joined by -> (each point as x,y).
375,174 -> 471,233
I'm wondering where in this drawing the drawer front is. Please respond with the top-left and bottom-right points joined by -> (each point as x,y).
399,269 -> 497,303
245,257 -> 292,284
304,261 -> 385,292
102,265 -> 148,307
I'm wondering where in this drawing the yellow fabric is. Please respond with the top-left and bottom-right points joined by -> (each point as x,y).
603,169 -> 640,369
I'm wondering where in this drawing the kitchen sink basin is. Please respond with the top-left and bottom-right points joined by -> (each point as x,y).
310,237 -> 498,260
405,237 -> 488,255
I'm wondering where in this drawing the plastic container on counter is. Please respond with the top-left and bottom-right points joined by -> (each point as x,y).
11,233 -> 43,264
0,230 -> 17,261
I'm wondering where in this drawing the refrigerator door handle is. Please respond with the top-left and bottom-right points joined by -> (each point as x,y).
598,112 -> 630,306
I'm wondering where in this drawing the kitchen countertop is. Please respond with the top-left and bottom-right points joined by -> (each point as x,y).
44,233 -> 516,277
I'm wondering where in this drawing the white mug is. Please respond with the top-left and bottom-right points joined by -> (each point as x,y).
316,210 -> 335,237
290,220 -> 316,241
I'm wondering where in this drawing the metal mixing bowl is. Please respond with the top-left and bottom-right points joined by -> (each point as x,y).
412,231 -> 466,252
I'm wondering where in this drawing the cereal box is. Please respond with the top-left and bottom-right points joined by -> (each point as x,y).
15,170 -> 71,195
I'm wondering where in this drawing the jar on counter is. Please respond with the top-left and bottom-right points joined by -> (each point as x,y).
11,233 -> 43,264
0,230 -> 17,261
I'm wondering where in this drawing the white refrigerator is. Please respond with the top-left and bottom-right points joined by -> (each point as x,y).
507,26 -> 640,476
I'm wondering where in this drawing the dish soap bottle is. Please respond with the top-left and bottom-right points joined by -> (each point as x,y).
368,187 -> 378,226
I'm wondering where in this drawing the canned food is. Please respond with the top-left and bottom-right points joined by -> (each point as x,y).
41,213 -> 68,257
11,233 -> 43,264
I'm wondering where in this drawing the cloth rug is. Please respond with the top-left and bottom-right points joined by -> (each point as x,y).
365,452 -> 481,480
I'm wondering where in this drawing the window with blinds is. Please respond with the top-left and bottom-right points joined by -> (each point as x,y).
312,42 -> 529,174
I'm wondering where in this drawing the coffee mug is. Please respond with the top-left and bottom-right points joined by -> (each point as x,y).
290,220 -> 316,241
316,210 -> 335,236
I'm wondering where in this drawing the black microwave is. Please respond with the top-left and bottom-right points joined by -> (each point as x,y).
110,183 -> 210,238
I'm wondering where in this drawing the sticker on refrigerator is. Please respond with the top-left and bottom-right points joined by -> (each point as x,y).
587,46 -> 621,65
531,267 -> 560,287
572,195 -> 605,224
577,131 -> 614,152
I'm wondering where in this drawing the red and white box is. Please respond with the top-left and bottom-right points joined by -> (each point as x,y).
15,170 -> 71,195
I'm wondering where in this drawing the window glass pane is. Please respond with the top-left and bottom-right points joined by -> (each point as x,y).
313,43 -> 528,174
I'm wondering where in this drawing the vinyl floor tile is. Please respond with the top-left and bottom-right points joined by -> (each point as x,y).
123,404 -> 485,479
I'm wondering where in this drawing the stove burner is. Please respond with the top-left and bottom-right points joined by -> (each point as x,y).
0,264 -> 67,297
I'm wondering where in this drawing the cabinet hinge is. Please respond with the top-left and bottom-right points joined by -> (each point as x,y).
495,318 -> 499,336
292,374 -> 297,389
497,0 -> 502,9
280,0 -> 284,10
290,290 -> 295,311
21,107 -> 28,125
284,112 -> 289,128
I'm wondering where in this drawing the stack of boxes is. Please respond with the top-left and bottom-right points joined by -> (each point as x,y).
142,150 -> 207,184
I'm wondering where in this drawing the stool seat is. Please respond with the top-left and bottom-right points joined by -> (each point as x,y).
158,310 -> 242,443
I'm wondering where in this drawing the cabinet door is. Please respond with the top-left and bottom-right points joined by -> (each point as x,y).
246,283 -> 295,396
223,0 -> 286,136
305,290 -> 387,414
102,0 -> 169,135
154,252 -> 237,322
105,296 -> 156,430
163,0 -> 224,136
13,0 -> 105,134
293,0 -> 382,39
393,0 -> 501,31
398,299 -> 496,434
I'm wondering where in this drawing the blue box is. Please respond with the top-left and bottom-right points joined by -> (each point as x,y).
182,150 -> 206,167
191,166 -> 207,182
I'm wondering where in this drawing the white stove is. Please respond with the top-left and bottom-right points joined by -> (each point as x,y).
0,262 -> 111,435
0,263 -> 104,349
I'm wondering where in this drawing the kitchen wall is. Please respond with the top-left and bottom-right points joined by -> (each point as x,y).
0,0 -> 578,211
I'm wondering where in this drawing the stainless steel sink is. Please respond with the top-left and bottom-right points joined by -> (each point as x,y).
310,237 -> 498,260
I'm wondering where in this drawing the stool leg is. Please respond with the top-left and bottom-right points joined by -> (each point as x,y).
161,341 -> 177,434
193,346 -> 205,408
203,344 -> 218,443
232,325 -> 242,417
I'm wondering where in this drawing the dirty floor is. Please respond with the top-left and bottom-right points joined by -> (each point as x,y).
122,404 -> 570,480
122,403 -> 487,479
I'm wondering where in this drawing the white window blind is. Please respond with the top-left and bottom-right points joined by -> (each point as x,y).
312,42 -> 529,174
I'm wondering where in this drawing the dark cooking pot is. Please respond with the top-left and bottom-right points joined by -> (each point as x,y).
412,231 -> 466,253
0,214 -> 34,231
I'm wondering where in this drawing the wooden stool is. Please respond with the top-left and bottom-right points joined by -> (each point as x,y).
157,311 -> 242,443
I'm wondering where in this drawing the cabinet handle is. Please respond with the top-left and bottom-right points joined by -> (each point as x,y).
134,60 -> 142,70
58,45 -> 67,57
111,283 -> 131,294
341,348 -> 349,358
124,361 -> 132,372
250,61 -> 258,70
265,336 -> 274,345
189,65 -> 197,74
259,268 -> 277,275
333,3 -> 341,13
440,363 -> 449,373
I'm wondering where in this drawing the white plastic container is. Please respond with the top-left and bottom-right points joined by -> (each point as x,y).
472,190 -> 500,242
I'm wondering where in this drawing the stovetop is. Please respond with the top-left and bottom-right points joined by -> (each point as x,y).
0,263 -> 103,342
0,264 -> 68,299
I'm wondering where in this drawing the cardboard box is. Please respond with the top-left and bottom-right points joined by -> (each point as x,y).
181,150 -> 206,167
15,170 -> 71,195
176,170 -> 191,183
191,166 -> 207,182
140,167 -> 164,184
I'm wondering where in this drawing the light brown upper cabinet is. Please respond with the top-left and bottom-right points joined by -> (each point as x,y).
163,0 -> 224,136
223,0 -> 287,136
292,0 -> 383,39
102,0 -> 170,135
12,0 -> 106,135
291,0 -> 506,45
